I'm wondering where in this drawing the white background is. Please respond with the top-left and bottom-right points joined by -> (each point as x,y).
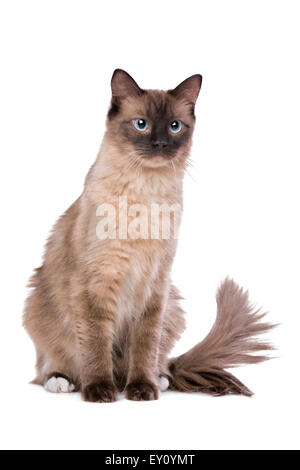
0,0 -> 299,450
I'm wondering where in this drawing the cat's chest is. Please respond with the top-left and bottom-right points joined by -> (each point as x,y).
92,184 -> 182,245
93,236 -> 171,317
116,239 -> 168,317
86,175 -> 180,310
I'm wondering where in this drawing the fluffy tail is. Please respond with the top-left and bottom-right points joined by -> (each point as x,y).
168,278 -> 275,396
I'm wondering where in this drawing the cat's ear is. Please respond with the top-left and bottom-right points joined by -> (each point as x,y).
169,74 -> 202,105
111,69 -> 143,99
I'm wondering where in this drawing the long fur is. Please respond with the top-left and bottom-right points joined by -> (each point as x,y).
23,70 -> 274,402
168,278 -> 275,396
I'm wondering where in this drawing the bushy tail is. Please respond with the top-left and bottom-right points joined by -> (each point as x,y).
168,278 -> 275,396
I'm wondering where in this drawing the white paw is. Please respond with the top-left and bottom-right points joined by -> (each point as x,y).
158,376 -> 169,392
44,376 -> 75,393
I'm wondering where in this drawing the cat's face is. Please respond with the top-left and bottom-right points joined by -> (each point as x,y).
106,70 -> 202,169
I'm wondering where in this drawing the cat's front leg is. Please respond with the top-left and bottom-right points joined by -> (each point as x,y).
125,292 -> 165,401
72,286 -> 118,403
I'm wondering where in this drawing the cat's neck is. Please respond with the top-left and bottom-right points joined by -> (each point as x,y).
85,135 -> 184,204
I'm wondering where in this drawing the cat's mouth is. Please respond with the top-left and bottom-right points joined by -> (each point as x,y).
141,153 -> 176,168
142,154 -> 174,159
142,148 -> 177,160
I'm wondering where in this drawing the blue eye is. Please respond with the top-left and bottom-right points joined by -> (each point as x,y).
133,118 -> 148,131
169,120 -> 182,133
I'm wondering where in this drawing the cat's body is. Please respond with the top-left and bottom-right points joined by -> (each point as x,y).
24,70 -> 273,402
25,140 -> 185,397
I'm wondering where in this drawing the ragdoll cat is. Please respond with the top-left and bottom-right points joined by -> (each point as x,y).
24,70 -> 273,402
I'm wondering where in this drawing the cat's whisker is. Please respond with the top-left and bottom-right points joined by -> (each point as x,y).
182,157 -> 198,183
185,157 -> 199,174
120,153 -> 141,175
184,167 -> 197,183
170,160 -> 178,200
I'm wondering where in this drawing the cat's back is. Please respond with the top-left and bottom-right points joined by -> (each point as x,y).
29,197 -> 81,291
45,197 -> 81,261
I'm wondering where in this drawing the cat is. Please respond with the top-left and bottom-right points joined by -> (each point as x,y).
23,69 -> 274,402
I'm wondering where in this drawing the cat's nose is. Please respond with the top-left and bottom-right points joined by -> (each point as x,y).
152,140 -> 168,149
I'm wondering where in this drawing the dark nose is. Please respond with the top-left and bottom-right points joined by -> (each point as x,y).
152,139 -> 168,149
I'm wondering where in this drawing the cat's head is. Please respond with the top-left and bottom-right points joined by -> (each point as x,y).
105,69 -> 202,169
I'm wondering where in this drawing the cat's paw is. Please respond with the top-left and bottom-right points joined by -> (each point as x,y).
158,375 -> 169,392
44,375 -> 76,393
82,380 -> 118,403
125,380 -> 159,401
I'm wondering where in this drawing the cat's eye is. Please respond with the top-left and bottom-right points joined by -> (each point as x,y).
133,118 -> 148,131
169,120 -> 182,133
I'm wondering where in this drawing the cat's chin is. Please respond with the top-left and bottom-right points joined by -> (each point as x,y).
141,155 -> 175,169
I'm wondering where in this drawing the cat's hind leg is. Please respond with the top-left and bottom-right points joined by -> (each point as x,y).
44,372 -> 78,393
41,355 -> 80,393
32,346 -> 79,393
158,286 -> 186,365
158,376 -> 169,392
157,285 -> 186,388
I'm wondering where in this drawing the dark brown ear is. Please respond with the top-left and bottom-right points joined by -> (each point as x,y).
111,69 -> 143,99
169,74 -> 202,104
